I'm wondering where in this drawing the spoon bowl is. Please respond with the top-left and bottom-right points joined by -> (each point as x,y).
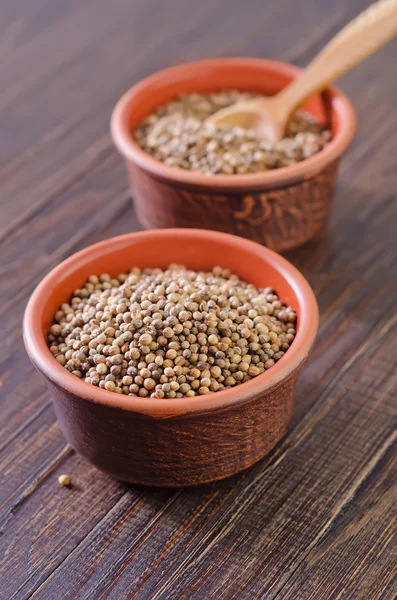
207,97 -> 287,142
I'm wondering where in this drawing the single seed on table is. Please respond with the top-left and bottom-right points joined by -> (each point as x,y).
58,474 -> 71,487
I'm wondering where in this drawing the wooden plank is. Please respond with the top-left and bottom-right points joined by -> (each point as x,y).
277,444 -> 397,600
0,171 -> 393,464
0,448 -> 133,600
2,170 -> 396,593
0,153 -> 131,309
0,157 -> 138,444
21,312 -> 397,600
0,131 -> 393,454
1,251 -> 395,591
0,411 -> 71,514
1,225 -> 396,596
0,0 -> 380,237
1,0 -> 397,597
0,0 -> 276,225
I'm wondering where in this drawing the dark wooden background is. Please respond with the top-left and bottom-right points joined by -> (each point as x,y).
1,1 -> 396,598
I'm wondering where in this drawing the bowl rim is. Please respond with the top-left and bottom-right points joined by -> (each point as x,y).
23,229 -> 319,417
110,57 -> 356,191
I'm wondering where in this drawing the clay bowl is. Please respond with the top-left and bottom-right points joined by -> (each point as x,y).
111,58 -> 356,253
23,229 -> 318,487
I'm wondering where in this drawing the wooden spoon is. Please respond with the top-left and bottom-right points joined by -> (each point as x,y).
207,0 -> 397,141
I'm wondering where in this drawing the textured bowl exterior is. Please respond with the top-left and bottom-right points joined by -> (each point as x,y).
47,373 -> 297,487
23,229 -> 319,487
111,58 -> 356,252
128,160 -> 339,252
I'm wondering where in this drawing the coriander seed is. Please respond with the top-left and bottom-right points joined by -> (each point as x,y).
134,91 -> 331,175
48,264 -> 296,399
58,474 -> 72,487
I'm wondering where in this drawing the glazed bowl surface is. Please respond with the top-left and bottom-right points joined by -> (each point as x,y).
111,58 -> 356,251
23,229 -> 319,486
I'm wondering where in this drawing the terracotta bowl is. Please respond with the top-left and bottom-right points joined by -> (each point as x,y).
23,229 -> 318,487
111,58 -> 356,252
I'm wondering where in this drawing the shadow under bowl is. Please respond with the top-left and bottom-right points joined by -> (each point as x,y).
23,229 -> 319,487
111,58 -> 356,252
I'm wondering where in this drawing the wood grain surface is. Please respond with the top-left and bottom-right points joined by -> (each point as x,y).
0,0 -> 396,598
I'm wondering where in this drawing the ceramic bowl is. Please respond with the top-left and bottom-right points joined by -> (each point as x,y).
23,229 -> 318,487
111,58 -> 356,252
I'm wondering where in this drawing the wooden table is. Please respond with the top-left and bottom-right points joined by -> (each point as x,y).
1,1 -> 396,598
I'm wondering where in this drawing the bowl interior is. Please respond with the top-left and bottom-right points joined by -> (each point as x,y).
111,58 -> 355,191
122,59 -> 339,142
25,230 -> 318,415
38,230 -> 303,332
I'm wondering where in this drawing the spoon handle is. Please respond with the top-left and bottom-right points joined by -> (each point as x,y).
278,0 -> 397,113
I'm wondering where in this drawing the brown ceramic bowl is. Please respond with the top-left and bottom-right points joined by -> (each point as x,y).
23,229 -> 318,487
111,58 -> 356,252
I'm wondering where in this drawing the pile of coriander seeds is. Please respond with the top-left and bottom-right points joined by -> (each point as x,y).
134,91 -> 331,175
48,265 -> 297,398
